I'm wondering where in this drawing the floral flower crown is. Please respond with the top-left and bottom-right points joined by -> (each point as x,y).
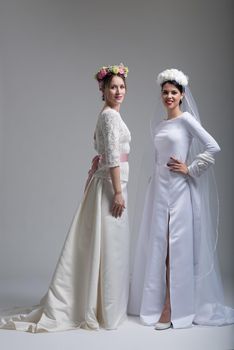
157,68 -> 189,87
95,63 -> 129,90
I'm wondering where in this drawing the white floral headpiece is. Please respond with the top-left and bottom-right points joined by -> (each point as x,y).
157,68 -> 188,87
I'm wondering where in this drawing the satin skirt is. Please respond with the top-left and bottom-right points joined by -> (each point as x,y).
0,177 -> 130,332
128,167 -> 195,328
128,166 -> 234,328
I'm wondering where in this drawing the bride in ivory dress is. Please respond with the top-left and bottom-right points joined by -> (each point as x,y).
0,63 -> 131,332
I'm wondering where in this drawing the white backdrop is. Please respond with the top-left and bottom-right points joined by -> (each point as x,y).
0,0 -> 233,306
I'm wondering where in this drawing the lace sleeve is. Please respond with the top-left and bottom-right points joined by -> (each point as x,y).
183,113 -> 221,177
101,109 -> 120,167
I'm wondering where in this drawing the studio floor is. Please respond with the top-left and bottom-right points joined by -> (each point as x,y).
1,317 -> 233,350
0,278 -> 233,350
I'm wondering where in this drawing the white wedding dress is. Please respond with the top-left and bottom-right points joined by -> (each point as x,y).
128,112 -> 234,328
0,107 -> 131,332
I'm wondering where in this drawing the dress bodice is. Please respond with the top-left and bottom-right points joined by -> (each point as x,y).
154,113 -> 192,165
154,112 -> 220,177
94,107 -> 131,182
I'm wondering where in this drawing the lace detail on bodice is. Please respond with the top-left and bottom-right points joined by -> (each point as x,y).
93,108 -> 131,181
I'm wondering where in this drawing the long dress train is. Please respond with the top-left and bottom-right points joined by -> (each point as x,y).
0,107 -> 131,332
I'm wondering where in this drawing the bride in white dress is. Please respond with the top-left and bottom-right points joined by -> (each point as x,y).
0,63 -> 131,332
128,68 -> 234,330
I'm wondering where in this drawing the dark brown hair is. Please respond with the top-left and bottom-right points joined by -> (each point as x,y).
161,80 -> 184,105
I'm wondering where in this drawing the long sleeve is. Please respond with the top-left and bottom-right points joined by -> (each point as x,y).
101,109 -> 120,168
183,113 -> 221,177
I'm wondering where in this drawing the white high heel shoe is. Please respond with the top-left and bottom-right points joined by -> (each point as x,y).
154,321 -> 172,330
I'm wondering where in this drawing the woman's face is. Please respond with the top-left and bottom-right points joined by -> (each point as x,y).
104,75 -> 126,107
161,82 -> 183,111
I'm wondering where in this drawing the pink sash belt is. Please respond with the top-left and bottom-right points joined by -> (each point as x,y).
119,153 -> 129,162
84,153 -> 129,192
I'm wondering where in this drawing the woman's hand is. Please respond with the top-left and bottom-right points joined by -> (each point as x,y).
111,192 -> 125,218
109,166 -> 125,218
167,156 -> 189,175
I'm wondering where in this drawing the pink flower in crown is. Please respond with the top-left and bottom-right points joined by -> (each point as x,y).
97,68 -> 107,80
119,67 -> 125,75
118,63 -> 125,75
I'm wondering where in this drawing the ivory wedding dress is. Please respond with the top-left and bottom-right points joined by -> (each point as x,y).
0,107 -> 131,332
